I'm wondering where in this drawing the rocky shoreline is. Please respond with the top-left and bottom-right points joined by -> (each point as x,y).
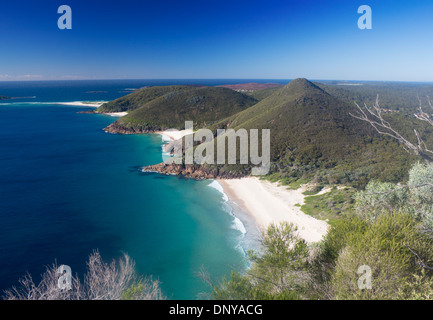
104,122 -> 164,134
103,121 -> 248,179
142,162 -> 246,180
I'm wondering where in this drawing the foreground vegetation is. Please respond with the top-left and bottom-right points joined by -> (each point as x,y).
2,251 -> 164,300
209,160 -> 433,300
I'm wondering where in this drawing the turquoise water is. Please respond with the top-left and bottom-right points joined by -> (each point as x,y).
0,80 -> 277,299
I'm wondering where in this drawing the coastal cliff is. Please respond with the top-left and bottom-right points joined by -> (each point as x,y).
104,122 -> 164,134
142,162 -> 246,179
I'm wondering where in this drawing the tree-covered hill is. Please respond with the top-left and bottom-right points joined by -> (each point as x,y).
104,86 -> 258,134
98,85 -> 198,113
99,78 -> 426,185
203,78 -> 414,184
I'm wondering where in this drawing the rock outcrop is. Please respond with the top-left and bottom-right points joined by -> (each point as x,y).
142,162 -> 246,180
104,122 -> 163,134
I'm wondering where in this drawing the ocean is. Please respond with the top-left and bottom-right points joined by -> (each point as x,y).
0,80 -> 284,299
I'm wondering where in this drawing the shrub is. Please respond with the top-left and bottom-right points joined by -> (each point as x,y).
330,213 -> 433,299
211,222 -> 311,300
354,180 -> 409,222
2,251 -> 164,300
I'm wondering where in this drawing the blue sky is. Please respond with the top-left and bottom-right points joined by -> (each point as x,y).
1,0 -> 433,81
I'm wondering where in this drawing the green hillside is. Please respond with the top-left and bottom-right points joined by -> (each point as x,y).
98,85 -> 196,113
213,78 -> 366,160
202,78 -> 416,184
104,86 -> 258,133
100,78 -> 424,185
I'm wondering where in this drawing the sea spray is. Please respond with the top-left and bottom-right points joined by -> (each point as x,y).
160,134 -> 173,162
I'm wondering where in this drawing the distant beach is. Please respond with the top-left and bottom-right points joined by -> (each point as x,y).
156,128 -> 194,141
54,101 -> 128,117
55,101 -> 107,107
104,112 -> 128,117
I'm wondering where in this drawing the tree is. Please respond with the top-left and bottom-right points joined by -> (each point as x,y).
354,180 -> 409,222
353,161 -> 433,230
350,95 -> 433,160
351,96 -> 433,230
209,222 -> 311,300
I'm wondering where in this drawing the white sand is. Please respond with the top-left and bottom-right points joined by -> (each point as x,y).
157,129 -> 194,141
56,101 -> 106,107
55,102 -> 127,117
104,112 -> 128,117
218,177 -> 329,243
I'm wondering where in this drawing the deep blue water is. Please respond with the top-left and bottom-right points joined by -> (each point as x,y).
0,80 -> 286,299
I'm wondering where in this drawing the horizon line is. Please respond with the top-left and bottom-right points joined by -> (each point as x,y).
0,78 -> 433,84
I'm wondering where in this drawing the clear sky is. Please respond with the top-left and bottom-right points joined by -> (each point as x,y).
1,0 -> 433,81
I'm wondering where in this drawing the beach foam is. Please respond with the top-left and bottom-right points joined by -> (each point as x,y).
208,180 -> 248,245
208,180 -> 229,202
160,134 -> 174,162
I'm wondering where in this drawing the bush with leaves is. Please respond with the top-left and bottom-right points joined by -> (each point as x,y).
354,161 -> 433,227
327,213 -> 433,299
397,269 -> 433,300
211,222 -> 311,300
407,161 -> 433,228
353,180 -> 409,222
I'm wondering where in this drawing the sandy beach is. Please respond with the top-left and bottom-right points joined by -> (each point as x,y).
56,101 -> 106,107
157,128 -> 194,141
218,177 -> 329,243
104,112 -> 128,117
56,101 -> 127,117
